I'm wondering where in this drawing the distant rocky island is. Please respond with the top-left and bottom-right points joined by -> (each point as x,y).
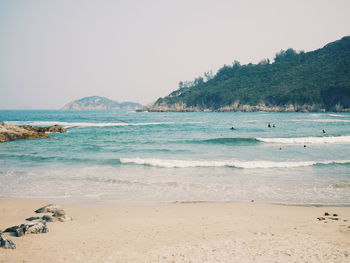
140,36 -> 350,112
62,96 -> 142,110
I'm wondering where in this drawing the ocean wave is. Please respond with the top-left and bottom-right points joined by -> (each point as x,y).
186,137 -> 259,146
257,135 -> 350,144
119,158 -> 350,169
327,114 -> 349,118
289,118 -> 350,123
7,121 -> 175,128
306,119 -> 350,123
185,135 -> 350,145
0,153 -> 121,166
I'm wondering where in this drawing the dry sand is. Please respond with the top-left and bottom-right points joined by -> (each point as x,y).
0,200 -> 349,262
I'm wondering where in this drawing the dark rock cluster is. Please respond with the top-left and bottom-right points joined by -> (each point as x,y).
0,123 -> 67,142
0,232 -> 16,249
19,124 -> 67,133
34,204 -> 72,222
4,221 -> 48,237
317,211 -> 350,228
0,204 -> 71,249
317,212 -> 341,221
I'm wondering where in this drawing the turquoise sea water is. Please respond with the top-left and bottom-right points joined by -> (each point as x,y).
0,110 -> 350,205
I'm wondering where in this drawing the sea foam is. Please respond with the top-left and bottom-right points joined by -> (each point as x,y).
328,114 -> 349,118
257,135 -> 350,144
306,119 -> 350,123
120,158 -> 350,169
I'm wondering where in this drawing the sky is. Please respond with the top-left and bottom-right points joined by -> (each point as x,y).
0,0 -> 349,109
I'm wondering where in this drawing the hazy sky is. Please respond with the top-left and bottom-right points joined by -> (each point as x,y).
0,0 -> 349,109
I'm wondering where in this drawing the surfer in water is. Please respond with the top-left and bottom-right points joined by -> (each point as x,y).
230,127 -> 236,130
268,123 -> 271,128
322,129 -> 326,134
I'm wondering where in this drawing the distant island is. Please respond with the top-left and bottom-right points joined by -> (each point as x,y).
140,36 -> 350,112
62,96 -> 142,110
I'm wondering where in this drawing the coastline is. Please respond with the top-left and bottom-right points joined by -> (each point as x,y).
1,200 -> 349,262
137,103 -> 350,113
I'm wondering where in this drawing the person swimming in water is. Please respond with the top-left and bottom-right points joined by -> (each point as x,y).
322,129 -> 326,134
230,127 -> 236,130
268,123 -> 271,128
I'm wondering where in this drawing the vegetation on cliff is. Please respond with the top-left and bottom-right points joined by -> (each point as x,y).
149,36 -> 350,112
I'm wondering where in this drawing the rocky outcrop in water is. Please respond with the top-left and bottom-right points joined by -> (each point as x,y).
0,123 -> 66,142
46,125 -> 67,133
19,124 -> 67,133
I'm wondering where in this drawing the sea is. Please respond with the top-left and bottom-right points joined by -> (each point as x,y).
0,110 -> 349,205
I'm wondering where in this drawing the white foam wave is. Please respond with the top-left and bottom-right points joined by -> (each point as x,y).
306,119 -> 350,123
257,136 -> 350,144
289,118 -> 350,123
328,114 -> 349,117
7,121 -> 175,128
120,158 -> 350,169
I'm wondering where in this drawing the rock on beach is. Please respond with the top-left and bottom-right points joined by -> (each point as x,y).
35,204 -> 72,222
4,221 -> 49,237
1,203 -> 72,250
0,232 -> 16,249
35,204 -> 62,213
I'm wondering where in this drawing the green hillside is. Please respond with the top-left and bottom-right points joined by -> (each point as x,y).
151,36 -> 350,112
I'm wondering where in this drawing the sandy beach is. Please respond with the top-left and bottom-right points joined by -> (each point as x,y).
0,200 -> 349,262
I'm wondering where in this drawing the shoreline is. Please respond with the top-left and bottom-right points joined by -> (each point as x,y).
137,104 -> 350,113
173,200 -> 350,207
2,198 -> 350,207
1,199 -> 349,262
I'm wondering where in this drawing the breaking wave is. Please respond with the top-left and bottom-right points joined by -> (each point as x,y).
304,119 -> 350,123
120,158 -> 350,169
186,137 -> 260,146
257,135 -> 350,144
184,136 -> 350,145
328,114 -> 349,118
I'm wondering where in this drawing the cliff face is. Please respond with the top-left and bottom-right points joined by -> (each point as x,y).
141,102 -> 337,113
146,36 -> 350,112
62,96 -> 142,110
